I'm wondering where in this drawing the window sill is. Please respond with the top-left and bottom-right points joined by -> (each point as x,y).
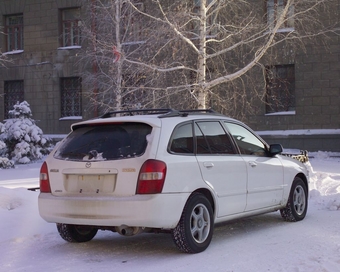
276,27 -> 295,33
122,41 -> 146,46
59,116 -> 83,121
265,27 -> 295,34
3,50 -> 24,55
58,46 -> 81,50
192,34 -> 218,39
265,111 -> 296,116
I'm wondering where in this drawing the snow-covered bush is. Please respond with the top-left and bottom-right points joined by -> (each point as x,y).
0,123 -> 5,143
0,101 -> 53,164
0,140 -> 5,150
0,139 -> 6,156
0,157 -> 14,169
0,139 -> 14,169
0,123 -> 14,168
0,125 -> 6,154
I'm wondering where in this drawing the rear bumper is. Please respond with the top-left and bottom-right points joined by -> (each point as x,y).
38,192 -> 189,229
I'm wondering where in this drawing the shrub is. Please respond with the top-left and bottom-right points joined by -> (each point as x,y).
0,101 -> 53,164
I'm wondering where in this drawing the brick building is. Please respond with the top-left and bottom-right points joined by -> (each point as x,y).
0,0 -> 340,151
0,0 -> 85,135
247,1 -> 340,151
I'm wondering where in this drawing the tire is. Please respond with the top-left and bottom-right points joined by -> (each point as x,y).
56,223 -> 98,243
280,177 -> 308,222
171,192 -> 214,253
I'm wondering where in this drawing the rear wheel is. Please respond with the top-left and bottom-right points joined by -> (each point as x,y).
280,177 -> 308,222
171,192 -> 214,253
57,223 -> 98,243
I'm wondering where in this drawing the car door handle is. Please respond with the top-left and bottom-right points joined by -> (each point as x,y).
203,162 -> 214,168
249,161 -> 257,168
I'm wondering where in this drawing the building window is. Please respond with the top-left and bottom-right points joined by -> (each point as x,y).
192,0 -> 216,36
121,2 -> 144,43
122,73 -> 146,106
60,8 -> 81,47
5,14 -> 24,51
60,77 -> 82,117
267,0 -> 294,30
4,80 -> 24,118
265,64 -> 295,113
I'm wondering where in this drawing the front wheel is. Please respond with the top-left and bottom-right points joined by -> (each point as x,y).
171,192 -> 214,253
280,177 -> 308,222
57,223 -> 98,243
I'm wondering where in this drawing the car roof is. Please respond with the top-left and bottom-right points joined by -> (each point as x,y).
70,109 -> 241,130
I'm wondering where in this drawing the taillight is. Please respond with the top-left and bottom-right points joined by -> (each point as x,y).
40,162 -> 51,193
136,159 -> 167,194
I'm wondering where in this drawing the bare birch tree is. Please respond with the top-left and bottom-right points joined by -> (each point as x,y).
80,0 -> 335,117
80,0 -> 150,114
0,52 -> 6,68
0,29 -> 8,68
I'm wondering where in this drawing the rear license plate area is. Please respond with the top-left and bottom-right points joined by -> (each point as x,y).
64,174 -> 116,194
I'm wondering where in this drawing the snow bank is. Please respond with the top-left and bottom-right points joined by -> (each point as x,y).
306,152 -> 340,211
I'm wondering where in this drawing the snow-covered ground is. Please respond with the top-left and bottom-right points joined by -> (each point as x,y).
0,152 -> 339,272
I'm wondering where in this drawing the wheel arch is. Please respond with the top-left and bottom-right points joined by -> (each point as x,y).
172,188 -> 215,253
192,188 -> 216,216
296,173 -> 309,197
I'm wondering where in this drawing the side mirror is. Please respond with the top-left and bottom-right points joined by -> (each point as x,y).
269,144 -> 283,156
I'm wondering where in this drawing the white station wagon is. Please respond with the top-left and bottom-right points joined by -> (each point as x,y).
38,109 -> 309,253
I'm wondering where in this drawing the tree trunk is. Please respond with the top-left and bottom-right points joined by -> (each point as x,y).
115,0 -> 123,110
197,0 -> 207,109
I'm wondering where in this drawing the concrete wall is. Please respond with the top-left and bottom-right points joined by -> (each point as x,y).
260,133 -> 340,152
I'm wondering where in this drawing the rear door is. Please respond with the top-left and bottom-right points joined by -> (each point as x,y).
51,121 -> 155,197
224,122 -> 284,211
194,121 -> 248,217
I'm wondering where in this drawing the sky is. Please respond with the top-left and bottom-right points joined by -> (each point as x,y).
0,151 -> 339,272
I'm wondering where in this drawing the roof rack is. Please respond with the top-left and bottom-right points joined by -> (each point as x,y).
100,108 -> 221,119
100,108 -> 176,118
159,108 -> 219,118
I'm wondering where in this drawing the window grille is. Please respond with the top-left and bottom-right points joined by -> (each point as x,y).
4,80 -> 24,118
121,2 -> 144,42
60,77 -> 82,117
121,73 -> 146,106
265,64 -> 295,113
5,14 -> 24,51
267,0 -> 294,30
192,0 -> 216,36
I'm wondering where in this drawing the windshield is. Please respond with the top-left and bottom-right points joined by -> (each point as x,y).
54,122 -> 152,161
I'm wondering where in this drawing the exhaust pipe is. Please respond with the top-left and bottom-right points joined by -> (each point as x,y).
116,225 -> 144,236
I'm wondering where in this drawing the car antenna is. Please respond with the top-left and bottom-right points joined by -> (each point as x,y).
122,104 -> 133,116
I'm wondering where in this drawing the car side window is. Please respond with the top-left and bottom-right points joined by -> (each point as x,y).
195,121 -> 236,155
169,123 -> 194,154
224,122 -> 267,156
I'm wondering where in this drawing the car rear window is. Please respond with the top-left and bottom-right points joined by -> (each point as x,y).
54,122 -> 152,161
